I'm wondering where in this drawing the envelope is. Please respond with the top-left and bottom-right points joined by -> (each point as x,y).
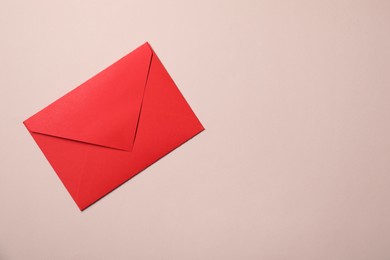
23,42 -> 204,210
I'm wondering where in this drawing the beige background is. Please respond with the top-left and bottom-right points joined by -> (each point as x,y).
1,0 -> 390,259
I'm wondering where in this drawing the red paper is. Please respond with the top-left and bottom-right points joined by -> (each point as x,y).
23,42 -> 204,210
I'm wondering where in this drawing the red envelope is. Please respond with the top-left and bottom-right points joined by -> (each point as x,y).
23,42 -> 204,210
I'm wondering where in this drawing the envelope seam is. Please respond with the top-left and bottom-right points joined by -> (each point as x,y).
28,131 -> 129,151
132,52 -> 154,146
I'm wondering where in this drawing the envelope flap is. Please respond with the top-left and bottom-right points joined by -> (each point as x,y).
24,43 -> 152,151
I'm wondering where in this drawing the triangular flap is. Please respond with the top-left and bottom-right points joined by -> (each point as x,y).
24,43 -> 153,151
